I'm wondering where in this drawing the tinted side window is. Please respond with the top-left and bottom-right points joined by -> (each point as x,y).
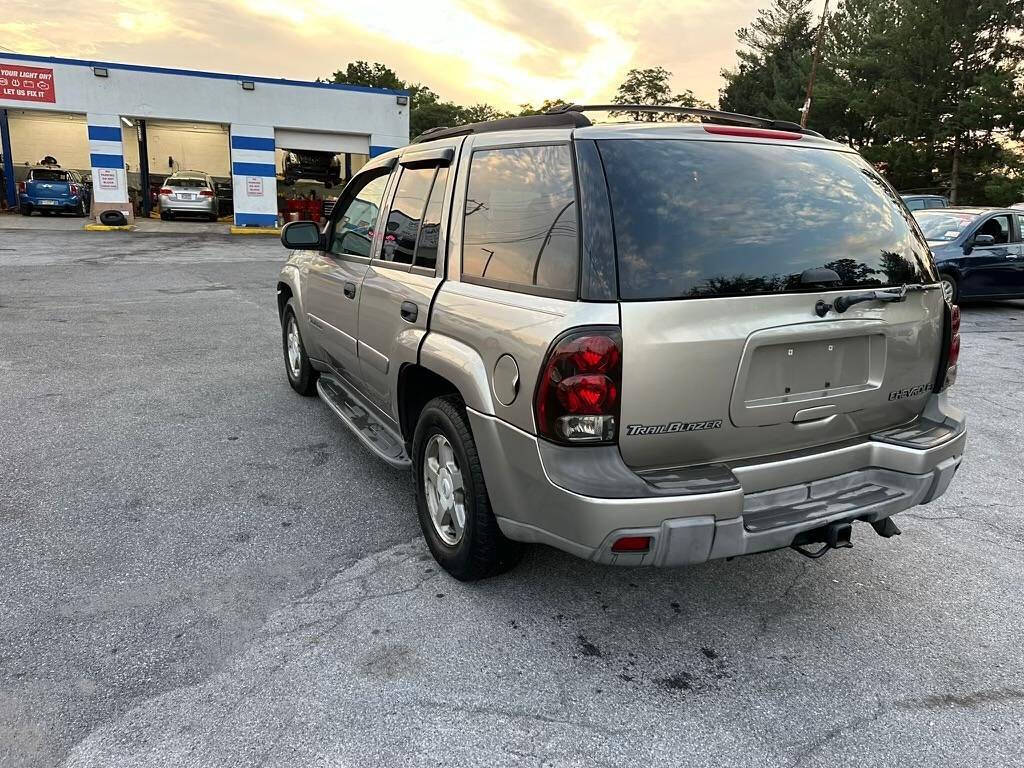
462,144 -> 578,295
977,214 -> 1011,245
329,173 -> 390,258
414,166 -> 449,271
905,198 -> 925,210
598,139 -> 935,300
925,198 -> 946,209
381,167 -> 435,265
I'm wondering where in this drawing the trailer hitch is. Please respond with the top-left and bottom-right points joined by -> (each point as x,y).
790,521 -> 854,559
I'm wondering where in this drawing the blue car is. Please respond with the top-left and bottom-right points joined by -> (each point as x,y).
913,206 -> 1024,303
18,165 -> 91,217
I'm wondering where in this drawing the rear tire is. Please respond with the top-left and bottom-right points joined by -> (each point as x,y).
412,396 -> 524,581
940,274 -> 959,304
20,207 -> 31,216
282,300 -> 318,396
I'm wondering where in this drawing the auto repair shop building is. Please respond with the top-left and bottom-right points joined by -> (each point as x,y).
0,53 -> 409,226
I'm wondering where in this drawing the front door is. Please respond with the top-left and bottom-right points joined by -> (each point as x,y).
961,213 -> 1021,298
356,145 -> 457,421
304,170 -> 391,382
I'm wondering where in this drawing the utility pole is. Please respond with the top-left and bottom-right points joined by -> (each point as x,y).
800,0 -> 830,129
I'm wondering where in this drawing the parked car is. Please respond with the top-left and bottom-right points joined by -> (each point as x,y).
914,206 -> 1024,303
18,166 -> 90,216
276,107 -> 966,580
157,172 -> 219,221
282,150 -> 342,188
901,194 -> 949,211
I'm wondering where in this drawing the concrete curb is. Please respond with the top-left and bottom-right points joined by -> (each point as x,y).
229,226 -> 281,236
84,224 -> 136,232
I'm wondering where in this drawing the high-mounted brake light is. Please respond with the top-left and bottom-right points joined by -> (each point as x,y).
535,328 -> 622,444
702,125 -> 802,141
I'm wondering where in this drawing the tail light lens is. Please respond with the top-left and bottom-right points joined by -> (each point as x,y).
17,181 -> 25,194
535,328 -> 622,444
159,188 -> 173,195
939,303 -> 960,391
199,189 -> 215,197
70,184 -> 80,196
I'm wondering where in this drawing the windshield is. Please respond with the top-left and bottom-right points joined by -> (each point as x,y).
597,139 -> 936,300
913,210 -> 979,242
30,169 -> 69,182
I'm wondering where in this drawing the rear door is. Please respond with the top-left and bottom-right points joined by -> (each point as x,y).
594,136 -> 942,470
355,141 -> 459,419
28,169 -> 72,205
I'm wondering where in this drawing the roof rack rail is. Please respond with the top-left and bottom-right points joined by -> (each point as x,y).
410,111 -> 592,144
546,104 -> 823,137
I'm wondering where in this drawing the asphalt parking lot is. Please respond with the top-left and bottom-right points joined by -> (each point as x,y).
1,229 -> 1022,768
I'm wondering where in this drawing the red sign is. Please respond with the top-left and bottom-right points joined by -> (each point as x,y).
0,63 -> 56,104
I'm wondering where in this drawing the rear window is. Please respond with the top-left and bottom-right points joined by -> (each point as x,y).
597,140 -> 935,300
30,169 -> 69,182
168,177 -> 207,188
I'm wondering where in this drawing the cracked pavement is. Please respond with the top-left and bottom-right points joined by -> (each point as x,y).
1,229 -> 1022,767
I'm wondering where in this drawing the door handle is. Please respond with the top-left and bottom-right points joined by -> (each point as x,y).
343,281 -> 356,299
400,301 -> 418,323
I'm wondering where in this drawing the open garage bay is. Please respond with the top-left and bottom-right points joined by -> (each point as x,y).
0,230 -> 1022,767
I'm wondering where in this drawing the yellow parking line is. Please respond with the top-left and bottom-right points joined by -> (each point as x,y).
229,226 -> 281,235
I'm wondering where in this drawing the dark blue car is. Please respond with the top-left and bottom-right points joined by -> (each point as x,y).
913,206 -> 1024,303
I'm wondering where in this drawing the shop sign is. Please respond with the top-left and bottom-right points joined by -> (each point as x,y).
0,64 -> 56,103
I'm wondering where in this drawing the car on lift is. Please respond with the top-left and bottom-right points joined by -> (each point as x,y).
274,105 -> 966,581
18,165 -> 91,216
281,150 -> 342,188
157,171 -> 220,221
914,206 -> 1024,303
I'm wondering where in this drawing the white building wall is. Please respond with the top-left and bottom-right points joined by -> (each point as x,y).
0,54 -> 409,225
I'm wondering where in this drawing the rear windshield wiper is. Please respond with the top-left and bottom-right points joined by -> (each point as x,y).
815,284 -> 933,317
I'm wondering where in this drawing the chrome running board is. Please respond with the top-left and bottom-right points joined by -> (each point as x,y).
317,375 -> 410,468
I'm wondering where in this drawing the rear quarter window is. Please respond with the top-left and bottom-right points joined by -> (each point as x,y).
597,139 -> 935,300
461,144 -> 578,297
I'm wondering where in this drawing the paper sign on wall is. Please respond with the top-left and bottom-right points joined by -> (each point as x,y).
0,63 -> 56,104
97,169 -> 118,190
246,176 -> 264,196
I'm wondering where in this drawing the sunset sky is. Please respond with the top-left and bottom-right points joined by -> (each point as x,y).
1,0 -> 825,110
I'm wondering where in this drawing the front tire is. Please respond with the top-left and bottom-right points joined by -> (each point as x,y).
412,396 -> 523,581
282,300 -> 318,396
940,274 -> 959,304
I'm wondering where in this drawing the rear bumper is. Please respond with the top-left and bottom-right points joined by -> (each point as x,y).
159,197 -> 216,214
20,195 -> 80,211
470,394 -> 966,566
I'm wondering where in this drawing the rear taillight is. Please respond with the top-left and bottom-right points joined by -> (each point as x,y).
17,181 -> 25,194
535,328 -> 622,444
199,189 -> 215,197
611,535 -> 651,553
70,184 -> 80,196
159,187 -> 173,195
939,303 -> 960,391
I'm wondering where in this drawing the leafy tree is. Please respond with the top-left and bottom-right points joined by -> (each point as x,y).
612,67 -> 710,121
720,0 -> 1024,205
719,0 -> 817,126
517,99 -> 573,116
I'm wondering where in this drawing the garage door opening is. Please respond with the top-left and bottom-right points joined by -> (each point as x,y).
122,118 -> 232,222
3,109 -> 91,217
275,129 -> 369,223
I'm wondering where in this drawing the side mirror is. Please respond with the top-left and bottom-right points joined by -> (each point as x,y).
280,220 -> 322,250
964,232 -> 995,255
